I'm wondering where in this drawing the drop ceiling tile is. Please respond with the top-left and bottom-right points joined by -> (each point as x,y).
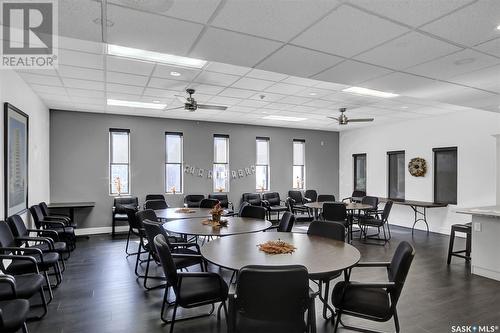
292,5 -> 409,57
204,62 -> 251,76
265,102 -> 295,110
143,87 -> 182,99
474,38 -> 500,57
280,76 -> 323,87
249,92 -> 285,102
362,72 -> 437,95
237,99 -> 269,108
355,32 -> 461,70
67,88 -> 105,98
313,81 -> 350,91
31,84 -> 67,95
231,77 -> 275,91
148,77 -> 188,91
420,1 -> 500,46
58,65 -> 104,81
448,64 -> 500,93
106,56 -> 155,76
289,105 -> 320,114
403,80 -> 493,104
303,100 -> 335,108
281,96 -> 314,105
59,0 -> 102,42
152,64 -> 200,81
18,73 -> 62,86
16,68 -> 58,77
257,45 -> 343,77
265,82 -> 305,95
106,92 -> 143,101
208,96 -> 243,106
348,0 -> 474,27
406,49 -> 500,80
108,71 -> 149,86
294,87 -> 333,99
59,49 -> 104,69
218,88 -> 255,99
313,60 -> 392,85
186,83 -> 225,95
211,0 -> 339,41
107,83 -> 144,95
71,96 -> 106,105
107,4 -> 204,56
194,71 -> 240,86
191,28 -> 282,67
58,36 -> 104,54
143,0 -> 221,24
227,106 -> 258,113
63,78 -> 104,90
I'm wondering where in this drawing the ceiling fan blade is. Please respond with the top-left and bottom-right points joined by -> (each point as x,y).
347,118 -> 374,123
197,104 -> 228,111
174,95 -> 186,103
164,106 -> 185,111
327,116 -> 339,121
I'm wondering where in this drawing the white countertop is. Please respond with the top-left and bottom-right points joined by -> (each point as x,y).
456,206 -> 500,218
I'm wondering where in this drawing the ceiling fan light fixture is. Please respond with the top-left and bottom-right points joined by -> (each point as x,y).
343,86 -> 399,98
107,44 -> 207,69
107,99 -> 166,109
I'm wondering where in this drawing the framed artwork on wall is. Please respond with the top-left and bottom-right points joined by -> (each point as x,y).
4,103 -> 29,218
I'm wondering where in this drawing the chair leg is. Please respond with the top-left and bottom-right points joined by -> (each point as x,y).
447,229 -> 455,264
333,311 -> 341,333
169,303 -> 178,333
134,241 -> 142,276
394,309 -> 400,333
466,231 -> 471,260
43,271 -> 53,303
125,228 -> 132,255
22,322 -> 29,333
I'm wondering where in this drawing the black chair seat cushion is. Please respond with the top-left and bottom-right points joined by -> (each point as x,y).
236,316 -> 305,333
0,274 -> 44,299
49,227 -> 75,238
268,205 -> 288,212
0,299 -> 29,332
309,270 -> 341,281
177,273 -> 228,306
113,213 -> 128,221
332,281 -> 391,319
6,252 -> 60,274
30,241 -> 67,253
358,217 -> 384,227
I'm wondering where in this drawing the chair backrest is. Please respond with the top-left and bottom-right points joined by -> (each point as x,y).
184,195 -> 205,208
317,194 -> 336,202
208,194 -> 229,208
304,190 -> 318,202
288,191 -> 304,204
154,234 -> 179,290
29,205 -> 45,229
199,198 -> 219,209
113,196 -> 139,214
135,209 -> 159,224
362,196 -> 379,210
235,265 -> 309,323
381,201 -> 394,222
144,199 -> 168,210
241,193 -> 262,206
277,211 -> 295,232
262,192 -> 281,206
145,194 -> 165,201
142,219 -> 169,258
39,202 -> 50,216
0,221 -> 17,249
6,215 -> 28,238
238,201 -> 250,216
322,203 -> 347,222
240,205 -> 266,219
387,241 -> 415,305
124,207 -> 141,230
307,221 -> 345,242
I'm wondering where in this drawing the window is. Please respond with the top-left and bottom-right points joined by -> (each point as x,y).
387,151 -> 405,200
353,154 -> 367,192
109,128 -> 130,195
213,134 -> 229,192
293,139 -> 305,189
434,147 -> 457,204
256,137 -> 270,191
165,132 -> 183,194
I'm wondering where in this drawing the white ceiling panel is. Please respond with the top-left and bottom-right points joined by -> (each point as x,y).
107,71 -> 149,86
208,96 -> 243,106
294,87 -> 332,99
194,71 -> 240,86
107,4 -> 204,56
148,77 -> 188,91
265,82 -> 305,95
246,69 -> 288,82
190,28 -> 282,67
57,65 -> 104,81
448,64 -> 500,93
362,72 -> 437,95
303,99 -> 335,108
313,81 -> 350,91
420,0 -> 500,46
18,73 -> 62,86
348,0 -> 475,27
63,77 -> 104,90
280,76 -> 321,87
406,49 -> 500,80
474,38 -> 500,57
219,88 -> 256,99
291,5 -> 409,58
281,96 -> 314,105
143,87 -> 182,99
59,49 -> 104,69
237,100 -> 269,108
107,83 -> 144,95
66,88 -> 105,98
211,0 -> 339,41
59,0 -> 102,42
106,56 -> 155,76
31,84 -> 68,95
313,60 -> 392,85
152,64 -> 200,81
204,62 -> 251,76
186,83 -> 225,95
257,45 -> 343,77
16,68 -> 58,77
231,77 -> 275,91
58,36 -> 104,54
355,32 -> 461,70
249,92 -> 285,102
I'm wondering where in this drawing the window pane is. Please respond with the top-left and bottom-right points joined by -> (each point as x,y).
111,164 -> 129,194
354,155 -> 366,192
166,164 -> 181,193
214,137 -> 228,163
111,132 -> 129,163
256,165 -> 268,190
293,165 -> 304,189
435,149 -> 457,204
293,142 -> 304,165
256,140 -> 269,165
166,135 -> 182,163
213,164 -> 229,192
388,153 -> 405,199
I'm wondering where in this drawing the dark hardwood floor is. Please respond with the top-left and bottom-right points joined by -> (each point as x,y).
27,224 -> 500,333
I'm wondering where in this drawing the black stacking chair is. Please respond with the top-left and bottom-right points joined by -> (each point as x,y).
0,276 -> 30,333
322,203 -> 348,225
184,195 -> 205,208
140,220 -> 203,290
304,190 -> 318,203
241,193 -> 263,206
208,194 -> 233,211
277,211 -> 295,232
332,241 -> 415,333
154,234 -> 228,333
240,205 -> 267,219
136,209 -> 184,243
112,196 -> 139,237
262,192 -> 288,220
287,191 -> 310,215
307,221 -> 346,319
199,198 -> 219,209
0,221 -> 62,290
343,190 -> 366,202
0,273 -> 48,320
144,199 -> 168,210
228,265 -> 317,333
39,202 -> 76,227
29,205 -> 76,251
286,197 -> 313,223
237,201 -> 250,217
146,194 -> 165,201
124,207 -> 148,275
317,194 -> 336,202
359,201 -> 393,244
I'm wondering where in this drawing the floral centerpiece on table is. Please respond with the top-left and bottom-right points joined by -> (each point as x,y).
210,202 -> 224,223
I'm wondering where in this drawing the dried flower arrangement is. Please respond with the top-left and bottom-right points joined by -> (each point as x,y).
258,239 -> 296,254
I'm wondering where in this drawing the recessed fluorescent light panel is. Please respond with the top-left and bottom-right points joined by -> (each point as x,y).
107,44 -> 207,69
107,99 -> 166,110
342,86 -> 399,98
263,115 -> 307,122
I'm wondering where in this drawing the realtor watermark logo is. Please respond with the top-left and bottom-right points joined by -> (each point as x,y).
1,0 -> 58,68
451,325 -> 499,332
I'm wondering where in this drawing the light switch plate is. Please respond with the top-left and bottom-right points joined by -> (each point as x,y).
474,222 -> 481,232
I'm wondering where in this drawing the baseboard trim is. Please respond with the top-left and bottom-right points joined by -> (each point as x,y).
75,226 -> 129,236
471,265 -> 500,281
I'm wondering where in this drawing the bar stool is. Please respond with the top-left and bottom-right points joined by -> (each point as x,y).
447,222 -> 471,264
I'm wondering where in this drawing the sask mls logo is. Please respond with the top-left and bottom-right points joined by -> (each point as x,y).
1,0 -> 58,68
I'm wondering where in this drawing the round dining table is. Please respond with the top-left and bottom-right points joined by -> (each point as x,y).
201,232 -> 361,276
162,216 -> 272,237
155,207 -> 216,220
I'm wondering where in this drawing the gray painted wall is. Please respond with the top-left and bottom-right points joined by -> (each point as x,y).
50,110 -> 339,230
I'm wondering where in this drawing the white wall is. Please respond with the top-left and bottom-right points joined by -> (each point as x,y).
339,110 -> 500,235
0,69 -> 50,222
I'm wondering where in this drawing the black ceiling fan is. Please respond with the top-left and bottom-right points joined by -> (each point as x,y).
165,88 -> 228,112
327,107 -> 374,125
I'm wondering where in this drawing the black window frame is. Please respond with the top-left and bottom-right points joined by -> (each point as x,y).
353,153 -> 367,193
387,150 -> 405,201
433,146 -> 458,205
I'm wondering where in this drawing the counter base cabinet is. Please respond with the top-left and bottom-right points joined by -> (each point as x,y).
471,215 -> 500,281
